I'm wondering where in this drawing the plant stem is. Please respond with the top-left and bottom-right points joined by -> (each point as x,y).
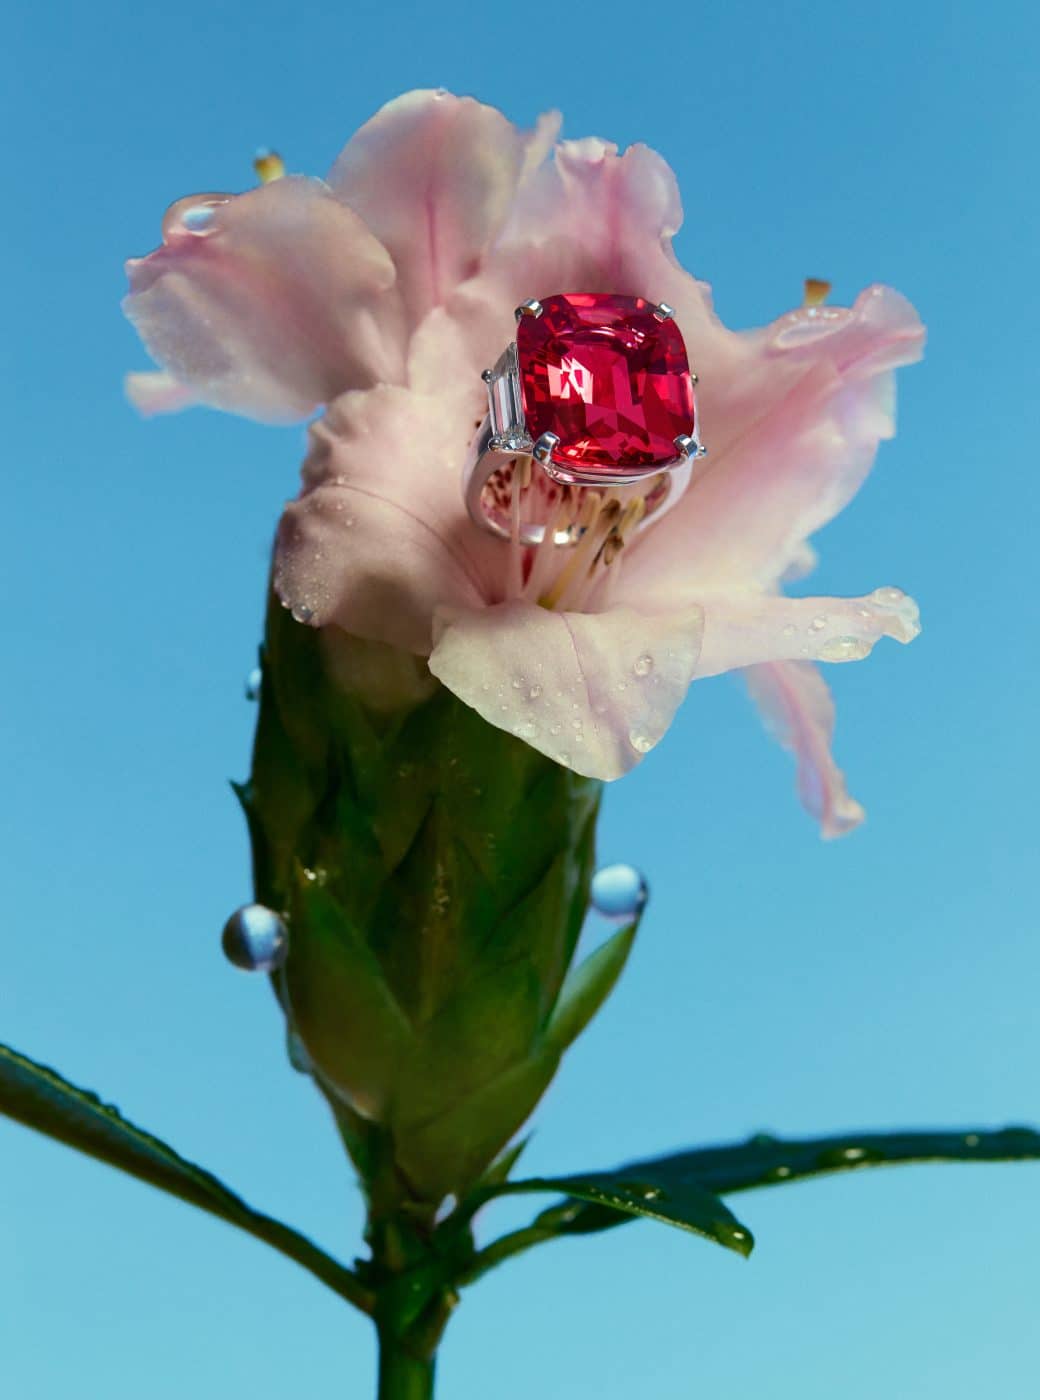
377,1327 -> 436,1400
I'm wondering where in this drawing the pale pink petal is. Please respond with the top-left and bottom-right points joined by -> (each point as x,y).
274,386 -> 503,655
745,661 -> 865,839
124,370 -> 197,416
123,177 -> 401,422
442,137 -> 735,384
329,90 -> 559,330
620,285 -> 925,600
695,588 -> 921,679
428,601 -> 704,780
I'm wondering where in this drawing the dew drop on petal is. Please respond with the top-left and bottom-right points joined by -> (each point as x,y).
528,683 -> 542,699
633,653 -> 654,677
222,904 -> 288,972
628,729 -> 653,754
782,623 -> 797,638
590,863 -> 649,922
818,635 -> 872,662
810,616 -> 827,632
872,586 -> 906,606
244,666 -> 262,701
291,604 -> 314,624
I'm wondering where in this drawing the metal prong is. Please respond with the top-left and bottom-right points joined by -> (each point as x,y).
533,431 -> 560,465
690,371 -> 699,385
515,299 -> 544,322
481,368 -> 494,384
674,434 -> 696,458
653,302 -> 674,321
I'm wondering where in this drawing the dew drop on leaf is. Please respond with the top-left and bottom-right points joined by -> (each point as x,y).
222,904 -> 288,972
590,863 -> 649,922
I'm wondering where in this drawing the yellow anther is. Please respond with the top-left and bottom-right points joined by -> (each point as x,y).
253,149 -> 286,184
803,278 -> 831,307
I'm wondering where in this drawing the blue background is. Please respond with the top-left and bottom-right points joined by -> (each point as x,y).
3,1 -> 1038,1395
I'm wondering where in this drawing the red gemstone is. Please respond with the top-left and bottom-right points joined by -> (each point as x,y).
516,293 -> 695,476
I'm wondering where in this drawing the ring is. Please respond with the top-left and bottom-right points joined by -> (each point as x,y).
464,293 -> 706,546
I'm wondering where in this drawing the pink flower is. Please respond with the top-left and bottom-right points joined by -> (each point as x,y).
124,89 -> 924,836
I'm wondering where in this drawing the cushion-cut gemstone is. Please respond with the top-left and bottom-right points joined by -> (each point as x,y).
516,293 -> 695,475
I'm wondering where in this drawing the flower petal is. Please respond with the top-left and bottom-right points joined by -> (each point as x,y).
124,177 -> 401,421
695,588 -> 921,679
124,369 -> 197,416
428,601 -> 704,780
274,386 -> 503,654
620,285 -> 925,599
443,137 -> 731,385
329,90 -> 559,330
744,661 -> 865,839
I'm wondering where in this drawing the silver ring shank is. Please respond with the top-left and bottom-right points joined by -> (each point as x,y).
463,414 -> 692,547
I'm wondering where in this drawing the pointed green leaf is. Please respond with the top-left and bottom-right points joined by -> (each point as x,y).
0,1041 -> 373,1311
471,1126 -> 1040,1268
545,920 -> 638,1052
490,1166 -> 753,1258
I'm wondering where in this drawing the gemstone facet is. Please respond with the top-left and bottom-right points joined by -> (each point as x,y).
516,293 -> 695,477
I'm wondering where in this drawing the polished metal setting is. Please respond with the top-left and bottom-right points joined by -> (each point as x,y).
464,296 -> 703,545
514,298 -> 544,321
533,431 -> 560,465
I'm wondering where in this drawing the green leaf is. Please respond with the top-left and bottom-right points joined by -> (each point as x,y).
489,1166 -> 753,1258
545,921 -> 638,1052
0,1041 -> 373,1312
467,1126 -> 1040,1275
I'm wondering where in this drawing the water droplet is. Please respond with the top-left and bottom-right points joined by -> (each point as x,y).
549,723 -> 562,735
818,635 -> 871,662
180,203 -> 220,234
222,904 -> 288,972
512,676 -> 524,690
616,680 -> 628,692
842,1146 -> 867,1161
244,666 -> 262,701
964,1133 -> 980,1147
633,653 -> 654,677
591,863 -> 649,921
291,603 -> 314,624
872,585 -> 905,605
810,616 -> 827,631
782,623 -> 797,638
628,729 -> 653,754
772,1165 -> 792,1179
528,683 -> 542,699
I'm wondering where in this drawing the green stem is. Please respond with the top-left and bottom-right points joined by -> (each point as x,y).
377,1327 -> 436,1400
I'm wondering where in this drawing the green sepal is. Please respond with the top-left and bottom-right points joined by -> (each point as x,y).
0,1041 -> 373,1311
545,921 -> 637,1051
245,600 -> 611,1203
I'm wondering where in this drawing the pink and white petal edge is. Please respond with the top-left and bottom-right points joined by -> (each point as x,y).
745,661 -> 866,838
695,588 -> 921,679
429,601 -> 705,780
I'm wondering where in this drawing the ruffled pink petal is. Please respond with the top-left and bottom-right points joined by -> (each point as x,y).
744,661 -> 865,839
428,600 -> 704,780
694,588 -> 920,679
621,285 -> 925,600
442,137 -> 734,385
274,386 -> 504,654
329,90 -> 559,331
123,177 -> 401,421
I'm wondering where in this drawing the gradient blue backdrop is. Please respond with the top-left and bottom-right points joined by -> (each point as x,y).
3,2 -> 1038,1395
